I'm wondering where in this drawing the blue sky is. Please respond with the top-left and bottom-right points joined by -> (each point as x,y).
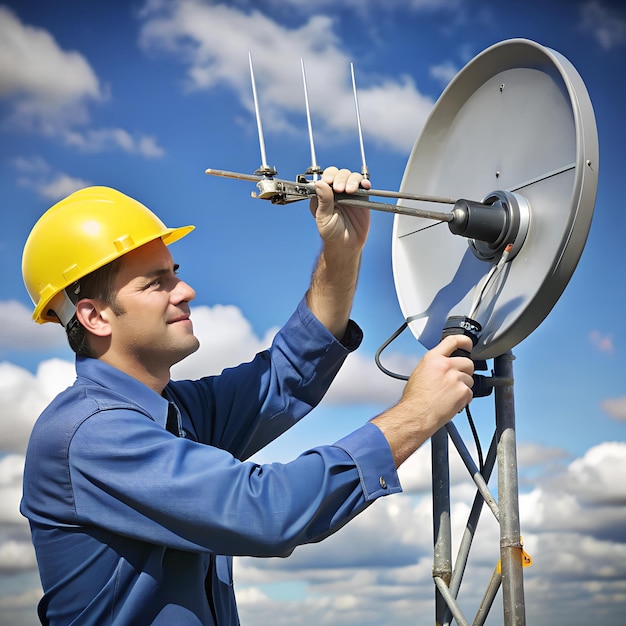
1,1 -> 626,624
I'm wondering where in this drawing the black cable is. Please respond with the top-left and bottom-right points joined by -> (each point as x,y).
376,320 -> 486,475
374,321 -> 410,381
465,404 -> 484,473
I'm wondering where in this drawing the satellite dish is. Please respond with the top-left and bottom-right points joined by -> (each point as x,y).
392,38 -> 599,360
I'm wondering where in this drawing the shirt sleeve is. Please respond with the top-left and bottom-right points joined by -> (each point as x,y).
333,421 -> 401,501
68,412 -> 400,558
168,297 -> 363,459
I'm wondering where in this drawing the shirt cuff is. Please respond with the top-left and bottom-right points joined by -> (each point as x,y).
333,422 -> 401,501
296,297 -> 363,352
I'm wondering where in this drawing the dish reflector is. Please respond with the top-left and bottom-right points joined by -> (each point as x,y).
392,38 -> 598,359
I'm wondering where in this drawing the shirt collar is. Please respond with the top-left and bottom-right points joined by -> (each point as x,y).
75,355 -> 170,429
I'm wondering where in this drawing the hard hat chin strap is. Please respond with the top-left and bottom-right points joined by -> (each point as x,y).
48,290 -> 77,328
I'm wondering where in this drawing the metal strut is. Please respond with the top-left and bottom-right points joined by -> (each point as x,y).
431,352 -> 527,626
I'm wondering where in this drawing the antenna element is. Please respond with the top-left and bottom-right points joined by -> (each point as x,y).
248,53 -> 276,177
301,59 -> 322,180
351,63 -> 369,180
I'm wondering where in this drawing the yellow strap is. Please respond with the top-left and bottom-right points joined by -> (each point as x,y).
496,536 -> 532,573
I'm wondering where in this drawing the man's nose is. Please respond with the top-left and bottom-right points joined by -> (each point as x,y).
173,279 -> 196,303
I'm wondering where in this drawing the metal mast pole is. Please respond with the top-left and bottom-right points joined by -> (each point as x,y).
494,352 -> 526,625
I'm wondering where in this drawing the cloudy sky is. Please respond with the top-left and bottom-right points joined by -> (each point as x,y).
1,0 -> 626,624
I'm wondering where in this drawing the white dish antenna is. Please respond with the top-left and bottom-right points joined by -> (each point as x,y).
207,39 -> 598,361
392,38 -> 599,359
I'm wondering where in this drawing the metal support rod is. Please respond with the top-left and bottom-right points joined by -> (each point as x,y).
445,422 -> 500,521
432,427 -> 452,625
474,566 -> 502,626
494,352 -> 526,625
442,435 -> 498,626
434,577 -> 470,626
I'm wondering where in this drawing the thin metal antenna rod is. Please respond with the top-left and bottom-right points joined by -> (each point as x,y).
205,167 -> 459,207
334,197 -> 453,222
350,63 -> 369,180
248,53 -> 275,176
301,59 -> 321,180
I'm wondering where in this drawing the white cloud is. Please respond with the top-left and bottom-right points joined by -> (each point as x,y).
429,61 -> 459,86
324,350 -> 406,405
397,439 -> 484,494
565,442 -> 626,505
522,531 -> 626,624
516,441 -> 570,468
0,455 -> 26,525
14,158 -> 92,200
353,77 -> 433,153
601,396 -> 626,421
171,303 -> 278,380
521,442 -> 626,540
404,0 -> 464,9
12,155 -> 51,175
0,5 -> 101,129
138,0 -> 433,153
0,583 -> 42,609
138,134 -> 166,157
0,6 -> 165,158
0,455 -> 36,575
256,0 -> 464,16
589,329 -> 615,354
172,302 -> 409,406
0,360 -> 75,455
580,1 -> 626,50
0,301 -> 68,351
61,127 -> 166,157
37,173 -> 92,201
0,539 -> 37,572
0,454 -> 24,488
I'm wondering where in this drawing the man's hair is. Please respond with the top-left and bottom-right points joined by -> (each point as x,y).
65,257 -> 124,357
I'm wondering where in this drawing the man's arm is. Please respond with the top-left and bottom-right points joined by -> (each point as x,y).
306,166 -> 371,340
303,167 -> 475,469
372,334 -> 475,467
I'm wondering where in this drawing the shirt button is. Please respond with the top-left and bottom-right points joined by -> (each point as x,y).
379,476 -> 387,489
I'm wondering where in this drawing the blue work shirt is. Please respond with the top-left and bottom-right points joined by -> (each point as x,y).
21,299 -> 401,625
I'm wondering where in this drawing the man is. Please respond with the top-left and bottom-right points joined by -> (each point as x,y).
21,167 -> 474,625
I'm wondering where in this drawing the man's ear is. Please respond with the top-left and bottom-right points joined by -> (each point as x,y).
75,299 -> 112,338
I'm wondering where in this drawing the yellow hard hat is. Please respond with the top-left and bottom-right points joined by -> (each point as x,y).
22,186 -> 195,324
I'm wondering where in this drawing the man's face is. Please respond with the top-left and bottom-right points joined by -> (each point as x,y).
105,238 -> 199,372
